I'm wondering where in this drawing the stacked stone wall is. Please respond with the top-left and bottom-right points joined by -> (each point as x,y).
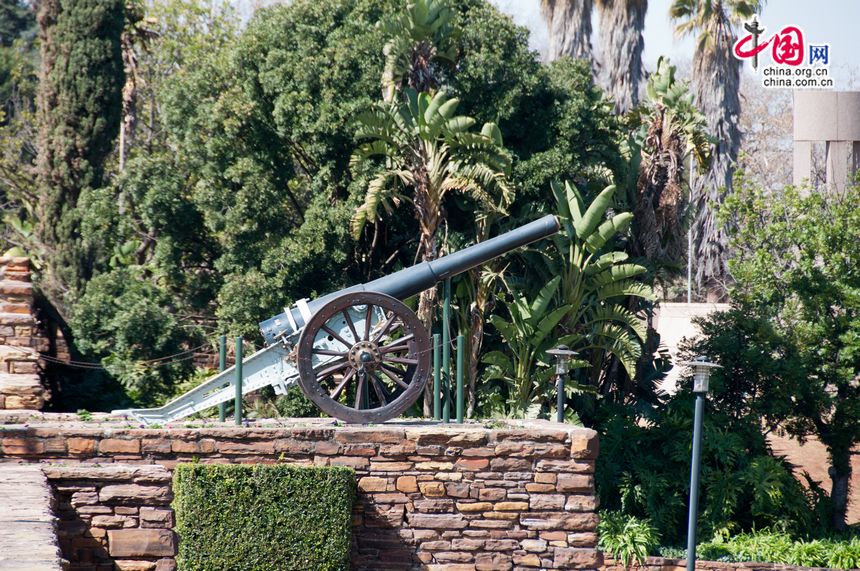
0,420 -> 601,570
45,465 -> 175,571
0,256 -> 50,409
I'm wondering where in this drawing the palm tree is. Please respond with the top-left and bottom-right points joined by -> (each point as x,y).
540,0 -> 593,62
595,0 -> 647,114
670,0 -> 763,298
381,0 -> 457,102
350,88 -> 513,328
627,57 -> 711,272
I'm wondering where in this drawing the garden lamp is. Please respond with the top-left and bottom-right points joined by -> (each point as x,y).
546,345 -> 577,423
679,355 -> 721,571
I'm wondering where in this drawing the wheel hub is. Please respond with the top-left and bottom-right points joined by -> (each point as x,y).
348,341 -> 381,370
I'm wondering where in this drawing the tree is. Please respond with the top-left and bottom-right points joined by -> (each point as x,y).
625,57 -> 710,274
595,0 -> 646,114
0,0 -> 34,47
350,88 -> 513,327
540,0 -> 593,62
723,180 -> 860,531
35,0 -> 125,317
486,182 -> 654,419
381,0 -> 457,101
670,0 -> 763,297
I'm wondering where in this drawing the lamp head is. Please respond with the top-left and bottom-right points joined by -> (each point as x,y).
680,355 -> 721,393
547,345 -> 578,375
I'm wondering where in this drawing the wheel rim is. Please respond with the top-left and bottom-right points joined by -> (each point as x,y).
296,291 -> 431,423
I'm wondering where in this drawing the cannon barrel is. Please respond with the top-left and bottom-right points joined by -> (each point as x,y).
259,214 -> 560,344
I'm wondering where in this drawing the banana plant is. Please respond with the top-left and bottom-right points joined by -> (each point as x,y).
531,181 -> 655,390
482,275 -> 589,417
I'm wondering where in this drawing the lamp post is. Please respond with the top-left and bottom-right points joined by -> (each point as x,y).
546,346 -> 577,423
680,356 -> 721,571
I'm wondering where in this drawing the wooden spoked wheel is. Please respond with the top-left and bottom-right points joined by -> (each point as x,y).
296,291 -> 431,424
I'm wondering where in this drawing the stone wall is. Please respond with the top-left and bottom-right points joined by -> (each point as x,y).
0,256 -> 49,410
45,465 -> 175,571
0,420 -> 601,570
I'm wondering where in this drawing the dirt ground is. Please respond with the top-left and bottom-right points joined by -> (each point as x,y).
768,433 -> 860,524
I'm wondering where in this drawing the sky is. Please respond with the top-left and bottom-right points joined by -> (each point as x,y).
491,0 -> 860,88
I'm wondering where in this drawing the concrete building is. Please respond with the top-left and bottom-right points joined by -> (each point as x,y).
793,91 -> 860,191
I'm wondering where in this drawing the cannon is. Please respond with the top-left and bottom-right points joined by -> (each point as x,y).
114,215 -> 560,424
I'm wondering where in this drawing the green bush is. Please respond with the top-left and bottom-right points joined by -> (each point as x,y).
693,531 -> 860,569
597,511 -> 660,567
173,463 -> 356,571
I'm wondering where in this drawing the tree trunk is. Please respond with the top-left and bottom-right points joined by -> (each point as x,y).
690,15 -> 741,297
829,444 -> 852,531
540,0 -> 593,62
466,273 -> 492,418
414,183 -> 440,416
596,0 -> 647,114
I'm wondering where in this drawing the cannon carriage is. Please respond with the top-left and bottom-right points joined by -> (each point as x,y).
114,215 -> 560,424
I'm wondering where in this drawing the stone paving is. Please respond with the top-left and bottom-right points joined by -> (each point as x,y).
0,464 -> 65,570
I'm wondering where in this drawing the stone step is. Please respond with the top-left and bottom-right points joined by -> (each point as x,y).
0,279 -> 33,296
0,311 -> 36,326
0,372 -> 45,410
0,464 -> 65,571
0,372 -> 43,395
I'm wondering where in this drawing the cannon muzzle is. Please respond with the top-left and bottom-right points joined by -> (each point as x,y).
260,214 -> 560,344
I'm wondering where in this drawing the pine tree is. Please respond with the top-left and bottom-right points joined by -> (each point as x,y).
35,0 -> 125,317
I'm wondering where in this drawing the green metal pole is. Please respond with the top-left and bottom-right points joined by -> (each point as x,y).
218,335 -> 226,422
442,278 -> 451,423
456,334 -> 464,423
433,333 -> 441,420
234,337 -> 243,426
686,393 -> 705,571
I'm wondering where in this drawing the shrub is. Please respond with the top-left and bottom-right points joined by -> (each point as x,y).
173,463 -> 356,571
598,511 -> 660,567
693,530 -> 860,570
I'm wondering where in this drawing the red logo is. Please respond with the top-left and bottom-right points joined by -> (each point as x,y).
734,24 -> 805,67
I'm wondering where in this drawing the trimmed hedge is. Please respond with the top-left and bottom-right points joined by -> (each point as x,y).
173,463 -> 356,571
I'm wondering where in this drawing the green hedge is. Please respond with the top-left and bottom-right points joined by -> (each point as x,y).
173,463 -> 356,571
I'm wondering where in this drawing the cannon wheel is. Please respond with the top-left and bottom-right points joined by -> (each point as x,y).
296,291 -> 431,423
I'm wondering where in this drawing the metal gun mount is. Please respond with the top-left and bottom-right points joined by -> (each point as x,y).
114,215 -> 560,424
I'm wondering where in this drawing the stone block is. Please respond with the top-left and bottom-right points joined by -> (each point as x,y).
396,475 -> 418,493
475,552 -> 512,571
456,501 -> 493,513
114,561 -> 156,571
140,507 -> 173,527
556,473 -> 593,493
100,439 -> 141,454
68,438 -> 97,456
419,481 -> 446,497
530,494 -> 566,510
100,485 -> 171,504
407,513 -> 468,530
107,529 -> 176,557
358,476 -> 389,492
553,547 -> 602,568
565,494 -> 598,512
493,501 -> 528,511
521,539 -> 548,553
455,458 -> 488,471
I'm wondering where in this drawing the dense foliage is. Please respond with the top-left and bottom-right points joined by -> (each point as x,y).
694,531 -> 860,569
35,0 -> 125,314
596,398 -> 825,545
41,0 -> 624,408
684,179 -> 860,531
173,463 -> 355,571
